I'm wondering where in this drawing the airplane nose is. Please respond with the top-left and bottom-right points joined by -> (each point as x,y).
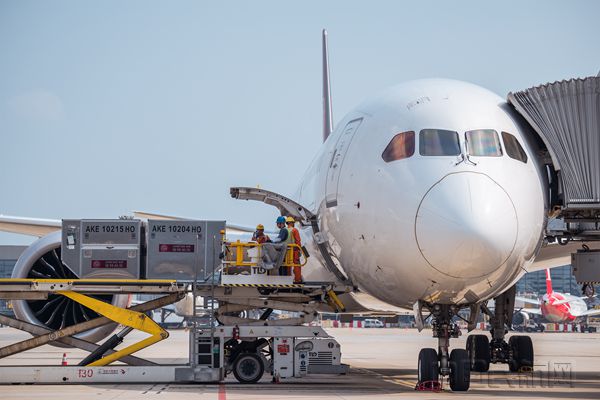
415,172 -> 517,279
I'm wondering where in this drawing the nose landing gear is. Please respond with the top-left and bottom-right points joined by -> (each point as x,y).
415,304 -> 471,391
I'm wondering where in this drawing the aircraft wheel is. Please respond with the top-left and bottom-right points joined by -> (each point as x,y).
508,336 -> 534,372
232,353 -> 264,383
449,349 -> 471,391
466,334 -> 490,372
417,348 -> 439,383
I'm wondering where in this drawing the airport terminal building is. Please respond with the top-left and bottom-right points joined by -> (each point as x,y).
516,265 -> 580,296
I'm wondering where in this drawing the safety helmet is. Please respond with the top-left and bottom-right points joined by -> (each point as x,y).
285,216 -> 295,224
276,216 -> 286,224
256,224 -> 264,230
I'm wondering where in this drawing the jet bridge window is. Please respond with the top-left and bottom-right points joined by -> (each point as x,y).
419,129 -> 461,156
502,131 -> 528,163
382,131 -> 415,162
465,129 -> 502,157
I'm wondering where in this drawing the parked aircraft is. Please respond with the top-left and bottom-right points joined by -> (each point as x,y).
1,30 -> 598,391
516,269 -> 600,323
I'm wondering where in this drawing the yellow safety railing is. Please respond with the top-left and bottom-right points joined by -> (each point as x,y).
222,240 -> 307,275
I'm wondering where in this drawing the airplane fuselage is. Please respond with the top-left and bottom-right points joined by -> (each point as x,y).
296,79 -> 548,308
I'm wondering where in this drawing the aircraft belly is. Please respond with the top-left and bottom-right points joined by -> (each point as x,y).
340,250 -> 528,308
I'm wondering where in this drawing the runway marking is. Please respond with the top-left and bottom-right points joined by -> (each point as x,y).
390,378 -> 416,388
156,384 -> 169,394
353,367 -> 416,389
218,382 -> 227,400
141,383 -> 157,394
141,383 -> 171,395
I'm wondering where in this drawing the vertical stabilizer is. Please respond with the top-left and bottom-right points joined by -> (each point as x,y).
322,29 -> 333,142
545,269 -> 553,294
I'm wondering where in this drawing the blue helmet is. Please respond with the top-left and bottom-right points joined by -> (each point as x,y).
276,216 -> 286,224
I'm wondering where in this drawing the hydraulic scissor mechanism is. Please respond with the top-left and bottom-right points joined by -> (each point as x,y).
57,291 -> 168,366
215,299 -> 318,326
325,289 -> 345,312
0,284 -> 183,367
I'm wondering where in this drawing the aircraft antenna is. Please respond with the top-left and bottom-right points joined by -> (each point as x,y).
322,29 -> 334,142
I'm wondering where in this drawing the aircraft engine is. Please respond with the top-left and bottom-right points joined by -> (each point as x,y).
10,231 -> 129,347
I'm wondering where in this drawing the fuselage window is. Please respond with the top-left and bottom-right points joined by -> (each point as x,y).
465,129 -> 502,157
502,131 -> 528,163
419,129 -> 461,156
382,131 -> 415,162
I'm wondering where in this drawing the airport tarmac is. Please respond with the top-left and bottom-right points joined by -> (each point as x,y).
0,327 -> 598,399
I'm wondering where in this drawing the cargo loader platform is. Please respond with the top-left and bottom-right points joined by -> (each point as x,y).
0,217 -> 350,384
0,274 -> 349,384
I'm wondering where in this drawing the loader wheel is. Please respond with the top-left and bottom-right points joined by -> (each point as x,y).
232,353 -> 264,383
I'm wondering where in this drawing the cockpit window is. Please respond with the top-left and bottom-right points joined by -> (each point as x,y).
419,129 -> 461,156
502,131 -> 528,163
382,131 -> 415,162
465,129 -> 502,157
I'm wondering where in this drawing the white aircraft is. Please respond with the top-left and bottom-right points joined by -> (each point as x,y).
1,30 -> 599,391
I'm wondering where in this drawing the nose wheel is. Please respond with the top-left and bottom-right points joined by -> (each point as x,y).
448,349 -> 470,391
417,348 -> 438,383
415,304 -> 470,392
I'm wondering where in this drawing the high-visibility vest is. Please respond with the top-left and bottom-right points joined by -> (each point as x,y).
286,227 -> 294,244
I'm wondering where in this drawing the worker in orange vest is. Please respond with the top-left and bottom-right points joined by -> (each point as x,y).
286,216 -> 303,283
251,224 -> 270,244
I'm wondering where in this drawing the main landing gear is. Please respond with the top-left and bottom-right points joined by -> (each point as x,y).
414,286 -> 535,392
470,285 -> 534,373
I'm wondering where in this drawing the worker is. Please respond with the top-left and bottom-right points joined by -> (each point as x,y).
269,216 -> 290,275
286,216 -> 303,283
251,224 -> 270,244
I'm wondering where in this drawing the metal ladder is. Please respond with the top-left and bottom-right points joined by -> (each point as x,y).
190,234 -> 220,370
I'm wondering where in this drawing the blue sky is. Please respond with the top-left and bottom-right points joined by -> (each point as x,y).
1,0 -> 599,245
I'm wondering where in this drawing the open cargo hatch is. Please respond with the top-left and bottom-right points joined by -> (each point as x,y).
230,187 -> 351,284
230,187 -> 315,225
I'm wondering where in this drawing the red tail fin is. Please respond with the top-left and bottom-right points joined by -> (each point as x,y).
545,269 -> 553,294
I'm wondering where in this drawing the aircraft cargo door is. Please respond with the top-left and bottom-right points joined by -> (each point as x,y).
325,118 -> 363,208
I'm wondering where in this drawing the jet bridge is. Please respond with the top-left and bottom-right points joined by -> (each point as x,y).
508,76 -> 600,283
508,76 -> 600,223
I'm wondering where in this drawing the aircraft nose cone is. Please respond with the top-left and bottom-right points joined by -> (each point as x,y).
415,172 -> 517,279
